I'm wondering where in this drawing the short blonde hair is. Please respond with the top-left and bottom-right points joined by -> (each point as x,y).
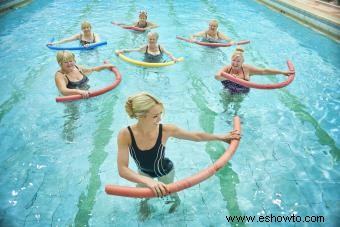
231,46 -> 245,61
56,51 -> 75,65
125,92 -> 164,118
81,21 -> 92,29
209,19 -> 219,26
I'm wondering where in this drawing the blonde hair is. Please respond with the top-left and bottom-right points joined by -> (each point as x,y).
56,51 -> 75,65
81,21 -> 92,29
125,92 -> 164,118
231,46 -> 245,60
209,19 -> 218,25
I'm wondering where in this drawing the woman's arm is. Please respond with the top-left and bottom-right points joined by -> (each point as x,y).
145,21 -> 159,30
117,129 -> 169,196
218,32 -> 233,43
189,31 -> 205,40
49,34 -> 80,45
160,46 -> 178,62
165,124 -> 240,144
246,64 -> 292,76
54,72 -> 89,98
94,33 -> 100,42
115,46 -> 144,55
215,65 -> 230,81
80,63 -> 115,74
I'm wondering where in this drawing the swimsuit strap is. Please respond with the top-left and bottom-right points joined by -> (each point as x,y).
227,66 -> 245,79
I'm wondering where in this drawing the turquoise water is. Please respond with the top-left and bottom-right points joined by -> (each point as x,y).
0,0 -> 339,226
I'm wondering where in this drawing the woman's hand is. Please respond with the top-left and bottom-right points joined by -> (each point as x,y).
104,63 -> 115,69
78,90 -> 90,99
144,177 -> 169,197
222,130 -> 241,144
283,70 -> 294,76
115,50 -> 123,55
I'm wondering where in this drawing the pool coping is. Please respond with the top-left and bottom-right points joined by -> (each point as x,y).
256,0 -> 340,42
0,0 -> 32,14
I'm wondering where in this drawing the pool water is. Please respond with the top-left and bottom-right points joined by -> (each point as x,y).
0,0 -> 339,226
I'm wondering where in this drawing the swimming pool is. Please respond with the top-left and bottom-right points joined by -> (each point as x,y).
0,0 -> 339,226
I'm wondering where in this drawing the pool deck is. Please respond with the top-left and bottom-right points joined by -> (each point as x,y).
281,0 -> 340,25
257,0 -> 340,41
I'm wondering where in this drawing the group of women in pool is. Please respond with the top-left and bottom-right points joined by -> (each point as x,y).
50,11 -> 293,215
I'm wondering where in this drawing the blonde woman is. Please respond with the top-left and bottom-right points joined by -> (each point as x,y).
116,10 -> 158,31
115,31 -> 178,63
190,19 -> 233,43
48,21 -> 100,47
117,92 -> 240,213
215,47 -> 293,94
54,51 -> 114,98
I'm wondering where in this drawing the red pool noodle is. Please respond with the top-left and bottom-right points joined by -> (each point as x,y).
56,64 -> 122,102
176,36 -> 250,47
220,60 -> 295,89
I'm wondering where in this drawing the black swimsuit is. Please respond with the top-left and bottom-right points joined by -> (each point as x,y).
221,67 -> 250,94
79,33 -> 96,46
127,124 -> 174,178
136,21 -> 148,28
60,66 -> 89,90
144,45 -> 163,63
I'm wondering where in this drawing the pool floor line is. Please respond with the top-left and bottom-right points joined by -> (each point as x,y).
187,67 -> 244,227
74,96 -> 116,226
73,3 -> 137,224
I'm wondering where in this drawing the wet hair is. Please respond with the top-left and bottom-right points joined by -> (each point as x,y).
231,46 -> 245,60
81,21 -> 92,29
139,10 -> 148,18
56,51 -> 75,65
147,31 -> 159,40
125,92 -> 164,119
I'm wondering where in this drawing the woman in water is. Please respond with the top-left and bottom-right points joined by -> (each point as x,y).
190,19 -> 233,43
117,92 -> 240,214
54,50 -> 114,98
215,47 -> 293,94
115,31 -> 179,63
48,21 -> 100,47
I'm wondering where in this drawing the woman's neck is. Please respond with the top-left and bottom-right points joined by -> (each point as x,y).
136,121 -> 156,134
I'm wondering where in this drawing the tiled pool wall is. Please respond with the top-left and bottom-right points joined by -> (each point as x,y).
0,0 -> 31,14
257,0 -> 340,41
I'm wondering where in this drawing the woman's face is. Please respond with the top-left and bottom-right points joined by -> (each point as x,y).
208,22 -> 218,31
139,14 -> 147,22
60,59 -> 75,71
231,56 -> 243,68
145,104 -> 163,126
147,34 -> 158,44
82,25 -> 91,34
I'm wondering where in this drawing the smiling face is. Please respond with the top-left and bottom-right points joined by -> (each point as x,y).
144,104 -> 163,126
57,51 -> 76,72
231,55 -> 244,69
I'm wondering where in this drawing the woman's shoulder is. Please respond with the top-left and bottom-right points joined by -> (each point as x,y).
118,127 -> 133,143
162,123 -> 178,132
